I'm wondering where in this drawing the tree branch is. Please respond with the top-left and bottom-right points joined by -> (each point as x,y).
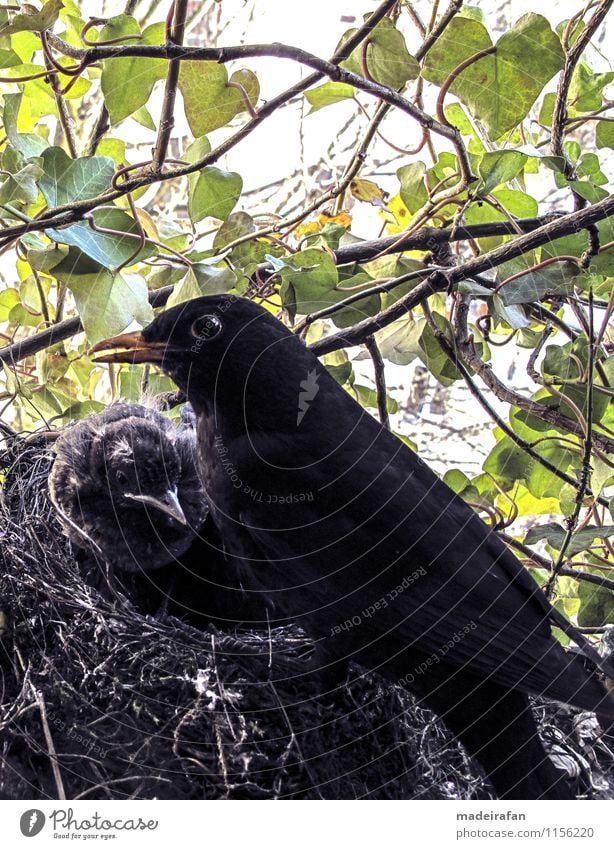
310,194 -> 614,355
151,0 -> 188,172
365,335 -> 390,429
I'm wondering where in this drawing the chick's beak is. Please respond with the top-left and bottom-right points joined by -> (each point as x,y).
90,331 -> 167,365
125,487 -> 188,525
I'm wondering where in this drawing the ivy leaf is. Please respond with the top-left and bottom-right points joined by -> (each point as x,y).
397,162 -> 429,213
0,288 -> 20,322
577,575 -> 614,628
56,263 -> 154,343
0,0 -> 64,36
596,120 -> 614,150
100,18 -> 166,124
0,160 -> 43,204
304,82 -> 355,113
484,436 -> 530,484
524,523 -> 614,557
166,263 -> 238,307
179,63 -> 259,136
2,93 -> 48,157
476,150 -> 527,195
340,17 -> 419,88
495,259 -> 575,305
45,208 -> 156,269
353,384 -> 398,414
423,14 -> 564,138
38,147 -> 115,206
188,166 -> 242,223
280,249 -> 338,314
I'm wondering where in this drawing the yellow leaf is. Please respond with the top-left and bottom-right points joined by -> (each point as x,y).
349,178 -> 388,206
318,211 -> 352,228
382,192 -> 411,234
294,220 -> 321,239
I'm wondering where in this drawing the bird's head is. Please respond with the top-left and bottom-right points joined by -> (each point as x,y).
86,417 -> 188,525
56,416 -> 186,525
91,296 -> 318,434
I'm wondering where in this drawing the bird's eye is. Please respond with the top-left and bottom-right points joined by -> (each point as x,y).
115,470 -> 128,485
191,314 -> 222,343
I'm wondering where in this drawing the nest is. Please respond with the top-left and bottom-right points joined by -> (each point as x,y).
0,436 -> 611,800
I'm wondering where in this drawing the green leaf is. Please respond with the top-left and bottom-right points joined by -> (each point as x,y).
100,18 -> 166,124
330,272 -> 381,329
0,0 -> 63,35
280,248 -> 338,314
566,180 -> 609,202
340,17 -> 419,88
38,147 -> 115,206
596,120 -> 614,150
491,189 -> 538,218
484,436 -> 530,484
568,65 -> 614,113
496,259 -> 575,305
2,93 -> 48,157
188,166 -> 242,223
524,523 -> 614,557
397,162 -> 428,214
476,150 -> 527,195
376,319 -> 420,366
577,575 -> 614,628
526,444 -> 575,499
0,47 -> 21,69
166,263 -> 238,307
62,267 -> 154,343
422,14 -> 564,138
323,350 -> 353,385
353,384 -> 398,414
132,106 -> 156,131
492,295 -> 529,329
179,63 -> 259,136
46,208 -> 157,269
304,82 -> 355,113
0,288 -> 20,322
0,160 -> 42,204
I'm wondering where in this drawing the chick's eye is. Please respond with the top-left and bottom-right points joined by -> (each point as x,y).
191,314 -> 222,342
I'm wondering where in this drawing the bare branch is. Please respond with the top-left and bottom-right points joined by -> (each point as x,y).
365,336 -> 391,429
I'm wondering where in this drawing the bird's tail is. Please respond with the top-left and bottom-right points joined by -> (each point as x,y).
529,647 -> 614,727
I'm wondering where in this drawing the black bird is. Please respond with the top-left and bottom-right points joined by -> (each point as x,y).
93,296 -> 614,799
48,403 -> 209,574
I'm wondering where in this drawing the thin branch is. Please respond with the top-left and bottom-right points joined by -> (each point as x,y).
453,296 -> 614,456
547,288 -> 597,595
152,0 -> 188,172
501,533 -> 614,593
551,0 -> 613,190
310,194 -> 614,355
414,0 -> 464,62
365,335 -> 390,429
41,38 -> 473,186
42,38 -> 78,159
421,300 -> 609,508
0,286 -> 174,365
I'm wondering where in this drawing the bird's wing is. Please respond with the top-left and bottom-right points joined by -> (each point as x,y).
221,427 -> 613,715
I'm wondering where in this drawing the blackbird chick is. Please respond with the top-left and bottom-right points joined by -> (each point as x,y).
93,296 -> 614,800
48,403 -> 208,573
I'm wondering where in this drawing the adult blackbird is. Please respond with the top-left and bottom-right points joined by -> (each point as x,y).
48,403 -> 208,573
93,296 -> 614,799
